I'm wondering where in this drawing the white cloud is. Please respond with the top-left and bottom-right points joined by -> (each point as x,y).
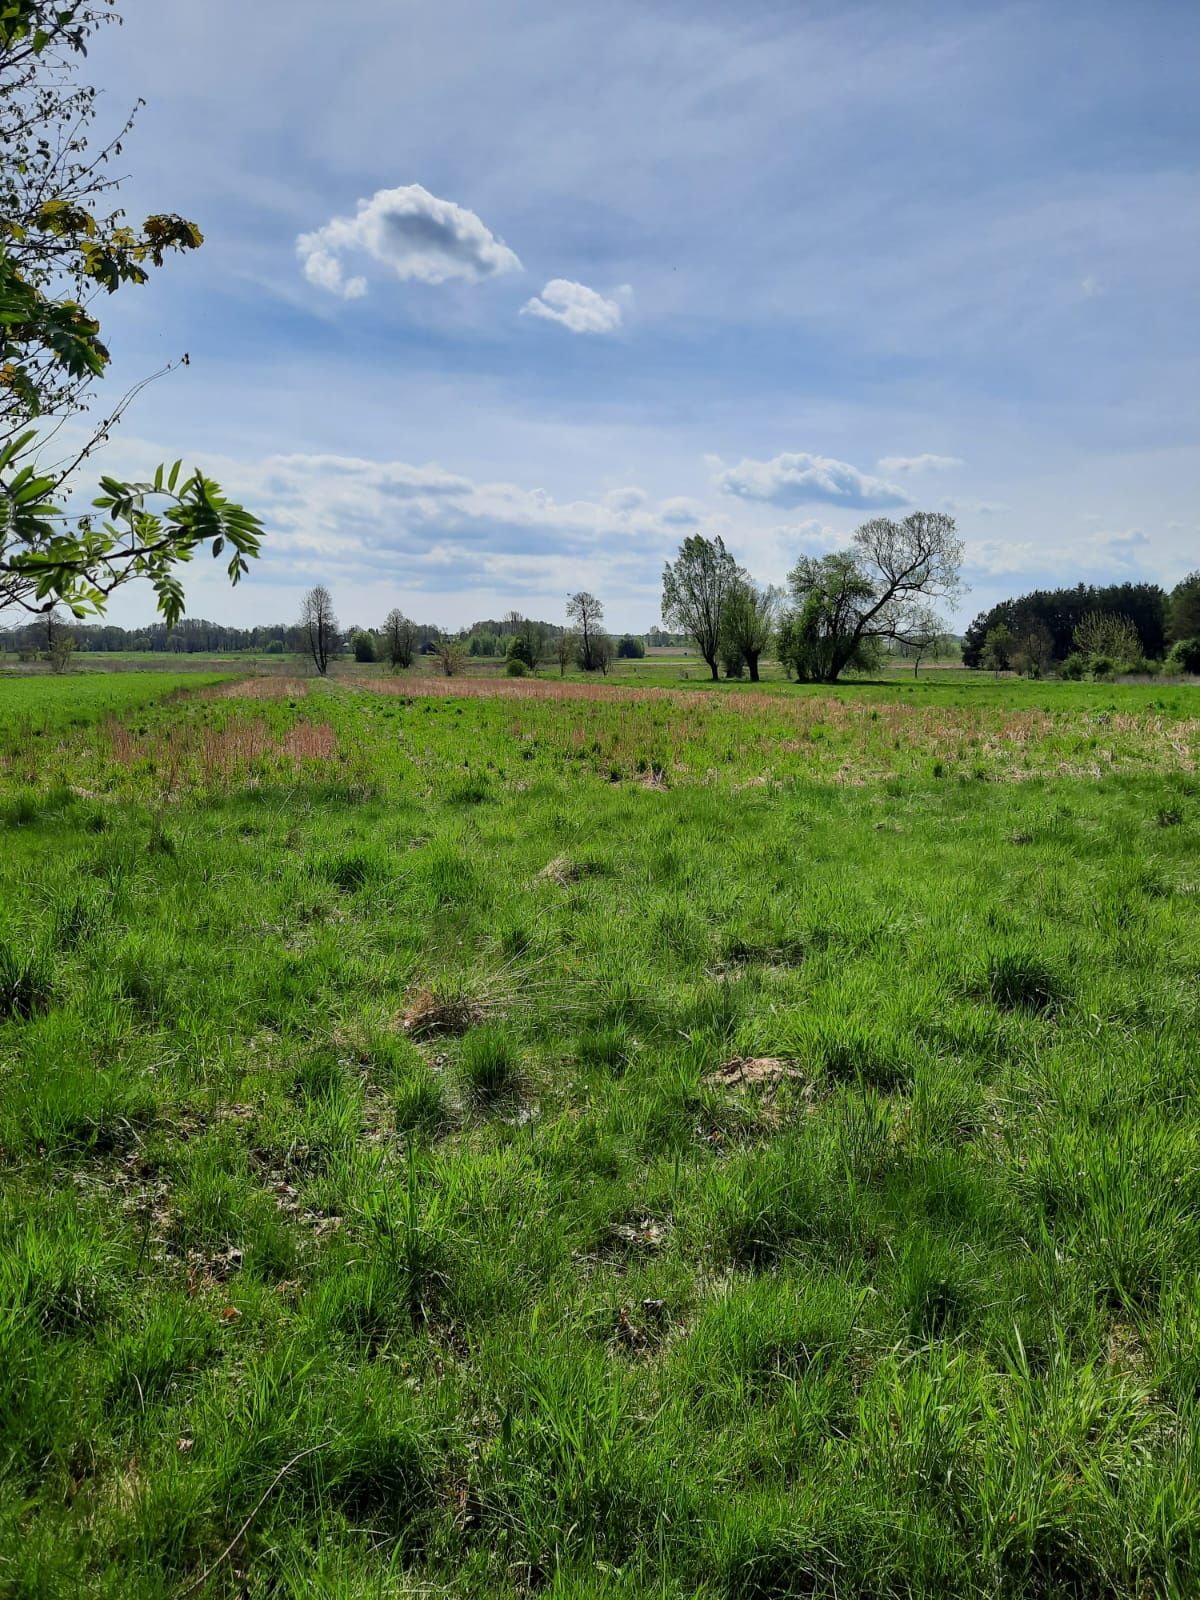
775,518 -> 844,553
658,496 -> 706,526
296,184 -> 522,297
521,278 -> 623,334
712,451 -> 908,510
1081,274 -> 1104,298
878,453 -> 963,474
605,485 -> 648,511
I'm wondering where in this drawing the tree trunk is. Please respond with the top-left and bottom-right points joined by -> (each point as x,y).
707,655 -> 719,681
747,653 -> 760,682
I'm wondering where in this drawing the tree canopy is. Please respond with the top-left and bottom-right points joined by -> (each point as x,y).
778,512 -> 963,683
661,533 -> 738,681
962,582 -> 1168,668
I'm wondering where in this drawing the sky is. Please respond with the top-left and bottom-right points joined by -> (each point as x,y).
77,0 -> 1199,633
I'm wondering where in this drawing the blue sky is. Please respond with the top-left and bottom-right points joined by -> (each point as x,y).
84,0 -> 1199,632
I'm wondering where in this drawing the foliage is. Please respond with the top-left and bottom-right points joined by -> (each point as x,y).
616,634 -> 645,659
1058,651 -> 1086,680
352,630 -> 376,664
0,2 -> 261,624
300,585 -> 338,676
1073,611 -> 1141,670
720,577 -> 777,683
1165,636 -> 1200,675
434,637 -> 468,677
505,656 -> 527,677
980,622 -> 1012,673
661,533 -> 739,681
780,513 -> 962,684
963,582 -> 1168,668
506,633 -> 534,670
1167,572 -> 1200,644
0,667 -> 1198,1594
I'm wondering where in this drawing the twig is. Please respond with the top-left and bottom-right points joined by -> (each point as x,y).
179,1443 -> 329,1596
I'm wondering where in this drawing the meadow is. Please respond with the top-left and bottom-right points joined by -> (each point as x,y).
1,667 -> 1198,1598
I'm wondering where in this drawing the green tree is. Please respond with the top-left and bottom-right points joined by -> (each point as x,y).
507,633 -> 534,670
661,533 -> 738,681
981,623 -> 1013,674
616,634 -> 645,659
781,514 -> 963,684
0,3 -> 261,623
352,630 -> 376,663
720,577 -> 777,683
1168,572 -> 1200,643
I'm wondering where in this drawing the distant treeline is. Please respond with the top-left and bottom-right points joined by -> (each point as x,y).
962,580 -> 1194,668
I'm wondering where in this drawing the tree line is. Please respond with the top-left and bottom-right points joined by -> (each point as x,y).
962,575 -> 1200,677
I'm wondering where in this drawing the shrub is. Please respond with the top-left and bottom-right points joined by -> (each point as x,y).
265,639 -> 285,654
1058,652 -> 1086,680
353,632 -> 377,663
505,657 -> 528,677
616,635 -> 645,659
1166,637 -> 1200,675
1089,654 -> 1114,679
507,634 -> 534,669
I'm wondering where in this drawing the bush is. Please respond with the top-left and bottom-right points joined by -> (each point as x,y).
507,634 -> 534,670
1089,654 -> 1114,679
265,639 -> 285,655
352,632 -> 377,663
616,635 -> 645,659
505,657 -> 528,677
1058,652 -> 1086,680
1166,638 -> 1200,675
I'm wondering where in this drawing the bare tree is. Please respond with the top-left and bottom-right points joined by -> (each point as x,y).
382,607 -> 417,670
661,534 -> 738,681
45,606 -> 75,673
501,610 -> 524,637
902,606 -> 944,678
300,585 -> 338,676
567,592 -> 604,671
591,632 -> 613,675
720,578 -> 778,683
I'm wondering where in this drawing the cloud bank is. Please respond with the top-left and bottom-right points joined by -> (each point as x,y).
713,451 -> 908,510
521,278 -> 624,333
297,184 -> 522,297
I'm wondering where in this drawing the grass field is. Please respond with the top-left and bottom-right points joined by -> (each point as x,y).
1,669 -> 1198,1597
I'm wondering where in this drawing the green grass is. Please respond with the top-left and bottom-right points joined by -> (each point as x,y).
0,669 -> 1198,1596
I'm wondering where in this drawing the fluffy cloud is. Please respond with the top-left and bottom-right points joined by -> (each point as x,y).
521,279 -> 623,334
296,184 -> 522,297
877,453 -> 963,474
712,451 -> 908,510
200,450 -> 688,599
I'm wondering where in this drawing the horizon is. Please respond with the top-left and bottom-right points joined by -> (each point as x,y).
64,0 -> 1200,634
